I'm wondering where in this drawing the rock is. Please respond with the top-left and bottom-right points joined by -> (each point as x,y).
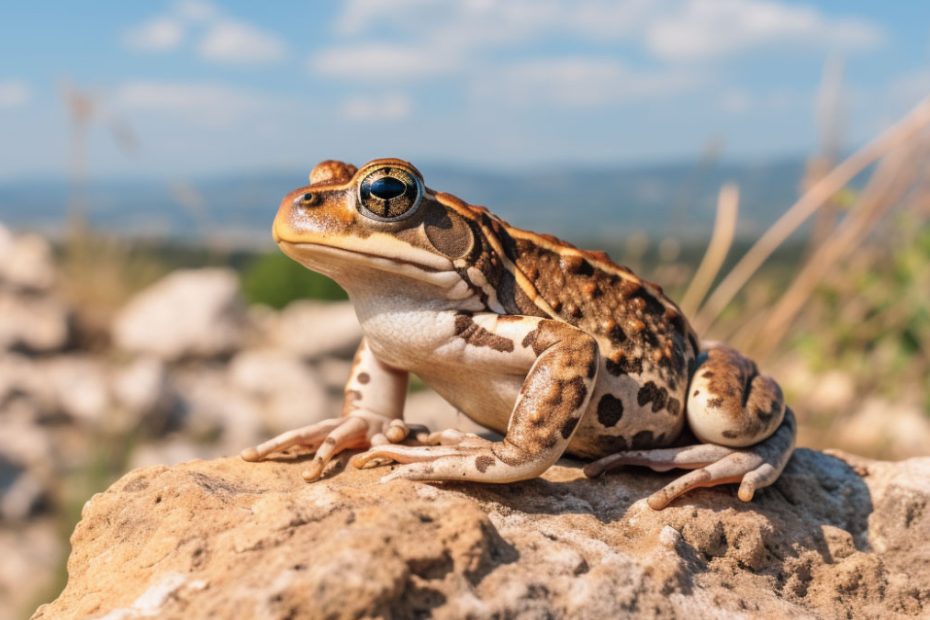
113,269 -> 248,360
33,449 -> 930,619
269,301 -> 361,360
173,368 -> 264,450
229,349 -> 331,432
111,356 -> 176,423
42,355 -> 112,426
835,397 -> 930,459
0,460 -> 46,521
0,224 -> 56,292
805,369 -> 856,413
0,292 -> 71,352
1,519 -> 62,620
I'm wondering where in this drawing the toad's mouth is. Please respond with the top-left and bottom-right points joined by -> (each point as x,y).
276,240 -> 461,288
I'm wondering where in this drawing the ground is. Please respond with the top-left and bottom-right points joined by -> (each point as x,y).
33,447 -> 930,619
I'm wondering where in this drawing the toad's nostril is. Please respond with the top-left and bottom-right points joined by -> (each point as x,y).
369,177 -> 406,199
294,192 -> 319,207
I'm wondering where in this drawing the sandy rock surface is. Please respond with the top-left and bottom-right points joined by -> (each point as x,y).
35,449 -> 930,619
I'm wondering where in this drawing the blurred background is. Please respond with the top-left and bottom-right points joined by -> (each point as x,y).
2,1 -> 929,616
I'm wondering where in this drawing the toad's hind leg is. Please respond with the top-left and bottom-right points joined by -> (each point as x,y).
585,345 -> 796,510
585,409 -> 796,509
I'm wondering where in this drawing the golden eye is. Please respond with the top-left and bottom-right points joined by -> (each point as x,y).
357,167 -> 423,221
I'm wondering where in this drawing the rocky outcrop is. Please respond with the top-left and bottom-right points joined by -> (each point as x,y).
34,449 -> 930,619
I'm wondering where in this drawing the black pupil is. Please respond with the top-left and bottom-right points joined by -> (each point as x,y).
369,176 -> 407,199
300,192 -> 314,202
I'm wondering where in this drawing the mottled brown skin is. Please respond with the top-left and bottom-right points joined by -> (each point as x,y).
242,157 -> 796,510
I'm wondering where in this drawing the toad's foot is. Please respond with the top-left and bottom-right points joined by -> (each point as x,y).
350,433 -> 519,482
585,409 -> 796,510
240,414 -> 428,482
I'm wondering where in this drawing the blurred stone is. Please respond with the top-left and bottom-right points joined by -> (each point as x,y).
43,356 -> 111,426
0,224 -> 56,292
316,357 -> 352,391
112,356 -> 174,421
113,269 -> 248,360
130,438 -> 223,470
0,518 -> 61,620
405,389 -> 489,436
806,370 -> 856,413
229,349 -> 331,432
269,301 -> 361,360
0,400 -> 55,467
0,466 -> 46,521
0,292 -> 71,353
836,398 -> 930,458
174,368 -> 263,450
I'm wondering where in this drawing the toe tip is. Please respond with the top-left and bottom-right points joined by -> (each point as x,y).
240,448 -> 260,462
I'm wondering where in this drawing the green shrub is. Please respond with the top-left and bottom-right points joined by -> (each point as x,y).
241,251 -> 347,308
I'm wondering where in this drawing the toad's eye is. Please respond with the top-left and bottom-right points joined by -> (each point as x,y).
358,167 -> 423,221
294,192 -> 319,207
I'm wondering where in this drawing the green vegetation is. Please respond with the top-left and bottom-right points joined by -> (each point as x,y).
797,217 -> 930,413
240,251 -> 347,308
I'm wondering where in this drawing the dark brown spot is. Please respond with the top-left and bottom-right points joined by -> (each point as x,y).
560,417 -> 579,439
586,358 -> 597,379
605,351 -> 643,376
521,327 -> 539,350
693,390 -> 700,397
707,398 -> 724,409
454,312 -> 514,353
607,323 -> 627,344
564,377 -> 589,411
637,381 -> 668,412
632,430 -> 655,449
597,394 -> 624,427
357,372 -> 370,385
596,435 -> 629,453
666,397 -> 681,417
475,455 -> 495,473
722,430 -> 739,439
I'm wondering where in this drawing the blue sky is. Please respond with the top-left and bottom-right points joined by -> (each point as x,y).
1,0 -> 928,180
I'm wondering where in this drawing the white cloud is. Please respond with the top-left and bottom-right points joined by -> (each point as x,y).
326,0 -> 882,66
113,81 -> 269,128
0,80 -> 29,108
122,17 -> 184,52
310,44 -> 454,81
342,93 -> 412,121
198,20 -> 286,64
497,58 -> 695,107
122,2 -> 285,65
175,0 -> 219,23
647,0 -> 883,62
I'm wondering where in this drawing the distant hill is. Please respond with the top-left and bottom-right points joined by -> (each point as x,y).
0,158 -> 808,247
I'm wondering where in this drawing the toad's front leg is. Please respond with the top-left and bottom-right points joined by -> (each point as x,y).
354,315 -> 599,483
241,338 -> 425,480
